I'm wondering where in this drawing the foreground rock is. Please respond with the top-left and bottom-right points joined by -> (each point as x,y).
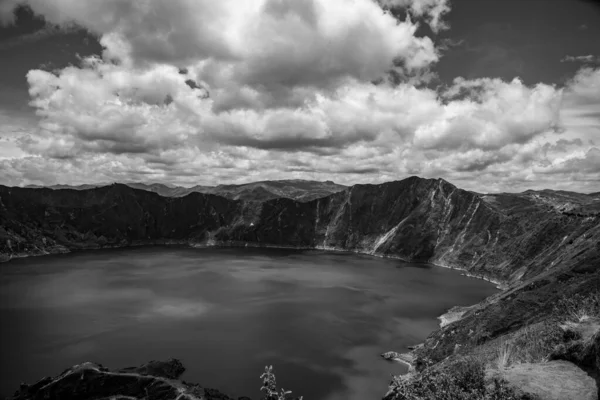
6,359 -> 244,400
551,318 -> 600,376
491,360 -> 598,400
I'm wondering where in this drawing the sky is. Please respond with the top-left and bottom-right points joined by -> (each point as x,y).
0,0 -> 598,193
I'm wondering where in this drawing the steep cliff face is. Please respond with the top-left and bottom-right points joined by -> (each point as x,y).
1,176 -> 598,287
0,184 -> 242,259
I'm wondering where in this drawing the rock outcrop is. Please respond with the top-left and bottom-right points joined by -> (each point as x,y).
7,359 -> 241,400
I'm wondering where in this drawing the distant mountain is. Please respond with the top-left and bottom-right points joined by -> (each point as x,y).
520,188 -> 600,215
22,179 -> 347,202
198,179 -> 347,202
121,182 -> 207,197
25,183 -> 106,190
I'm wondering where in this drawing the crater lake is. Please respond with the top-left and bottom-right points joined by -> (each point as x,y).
0,247 -> 498,400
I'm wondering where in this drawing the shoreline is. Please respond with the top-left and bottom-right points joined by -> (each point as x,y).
382,351 -> 417,372
429,260 -> 507,289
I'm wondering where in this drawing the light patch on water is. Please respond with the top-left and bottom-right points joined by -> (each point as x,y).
137,298 -> 213,320
226,264 -> 356,289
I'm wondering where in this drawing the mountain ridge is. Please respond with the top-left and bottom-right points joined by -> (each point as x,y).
21,179 -> 348,202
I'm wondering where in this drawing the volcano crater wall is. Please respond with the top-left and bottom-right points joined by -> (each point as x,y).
1,177 -> 599,287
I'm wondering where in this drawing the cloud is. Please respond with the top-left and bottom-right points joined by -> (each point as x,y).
534,147 -> 600,175
0,1 -> 599,193
4,0 -> 438,79
564,67 -> 600,104
8,62 -> 567,191
414,77 -> 562,151
10,49 -> 567,191
23,51 -> 564,159
561,55 -> 600,64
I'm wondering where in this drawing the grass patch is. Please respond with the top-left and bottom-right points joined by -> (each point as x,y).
464,321 -> 564,369
553,291 -> 600,323
505,322 -> 564,364
385,358 -> 538,400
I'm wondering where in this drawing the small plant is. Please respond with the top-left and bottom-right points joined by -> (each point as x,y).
260,365 -> 302,400
496,340 -> 512,370
553,291 -> 600,323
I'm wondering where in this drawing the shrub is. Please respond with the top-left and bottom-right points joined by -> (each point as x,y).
553,291 -> 600,323
260,365 -> 302,400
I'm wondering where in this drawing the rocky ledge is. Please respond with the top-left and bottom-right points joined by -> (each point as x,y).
381,352 -> 417,373
6,359 -> 253,400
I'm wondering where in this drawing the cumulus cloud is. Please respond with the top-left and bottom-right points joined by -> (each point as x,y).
564,67 -> 600,104
415,77 -> 562,151
1,1 -> 599,193
2,0 -> 438,78
23,52 -> 562,158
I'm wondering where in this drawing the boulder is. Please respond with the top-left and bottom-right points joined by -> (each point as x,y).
494,360 -> 598,400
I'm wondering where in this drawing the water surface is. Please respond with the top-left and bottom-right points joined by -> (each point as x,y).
0,247 -> 497,399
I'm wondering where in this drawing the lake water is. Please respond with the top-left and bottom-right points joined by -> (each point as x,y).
0,247 -> 497,400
